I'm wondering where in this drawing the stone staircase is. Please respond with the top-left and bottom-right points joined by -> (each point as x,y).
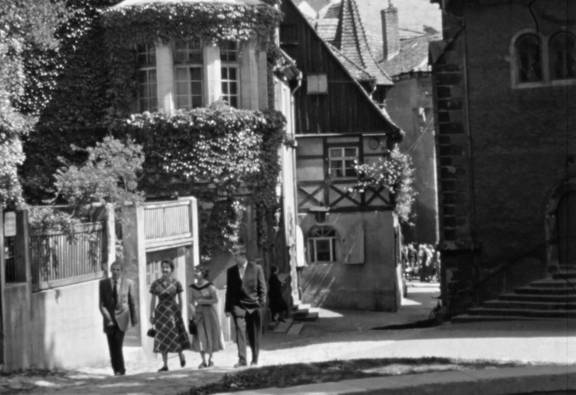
453,266 -> 576,322
268,303 -> 319,335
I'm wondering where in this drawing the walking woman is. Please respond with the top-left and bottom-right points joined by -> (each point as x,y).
189,266 -> 224,368
150,260 -> 191,372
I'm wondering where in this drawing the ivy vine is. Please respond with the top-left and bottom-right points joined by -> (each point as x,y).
111,104 -> 286,259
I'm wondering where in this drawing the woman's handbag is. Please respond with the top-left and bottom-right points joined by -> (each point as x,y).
188,319 -> 197,336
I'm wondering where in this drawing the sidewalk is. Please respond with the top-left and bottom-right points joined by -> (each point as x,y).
1,282 -> 575,394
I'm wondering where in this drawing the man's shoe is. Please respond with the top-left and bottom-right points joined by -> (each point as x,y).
158,366 -> 169,372
233,361 -> 247,368
250,360 -> 258,366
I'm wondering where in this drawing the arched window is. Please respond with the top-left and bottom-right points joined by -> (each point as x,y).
136,43 -> 157,112
549,31 -> 576,80
514,33 -> 543,83
307,226 -> 338,263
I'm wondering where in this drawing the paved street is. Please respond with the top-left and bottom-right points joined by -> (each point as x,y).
1,282 -> 575,394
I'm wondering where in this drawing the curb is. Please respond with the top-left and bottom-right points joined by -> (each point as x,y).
217,365 -> 576,395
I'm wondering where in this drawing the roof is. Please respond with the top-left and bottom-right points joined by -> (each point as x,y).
111,0 -> 265,8
310,0 -> 441,78
326,0 -> 393,86
380,31 -> 441,77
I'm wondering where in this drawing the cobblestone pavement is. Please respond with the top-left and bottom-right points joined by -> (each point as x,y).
1,283 -> 575,395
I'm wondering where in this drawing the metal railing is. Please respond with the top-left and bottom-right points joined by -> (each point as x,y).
31,222 -> 105,291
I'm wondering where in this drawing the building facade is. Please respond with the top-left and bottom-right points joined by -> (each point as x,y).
431,0 -> 576,314
281,0 -> 404,311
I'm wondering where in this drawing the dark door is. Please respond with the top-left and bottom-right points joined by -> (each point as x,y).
557,191 -> 576,266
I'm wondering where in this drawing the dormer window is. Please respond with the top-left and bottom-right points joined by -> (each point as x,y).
220,41 -> 239,107
549,31 -> 576,81
136,44 -> 157,112
174,39 -> 204,109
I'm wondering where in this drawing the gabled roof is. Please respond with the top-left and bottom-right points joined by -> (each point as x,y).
319,0 -> 392,86
312,0 -> 441,78
381,32 -> 440,77
280,0 -> 403,139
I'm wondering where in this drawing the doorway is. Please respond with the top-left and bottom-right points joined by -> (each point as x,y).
556,191 -> 576,266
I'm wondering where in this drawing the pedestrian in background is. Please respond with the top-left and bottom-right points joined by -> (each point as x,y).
225,244 -> 267,367
99,261 -> 138,376
268,265 -> 288,323
150,260 -> 190,372
189,266 -> 224,369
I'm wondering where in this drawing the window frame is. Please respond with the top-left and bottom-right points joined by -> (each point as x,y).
511,29 -> 576,89
307,226 -> 338,264
136,43 -> 158,112
548,31 -> 576,82
220,41 -> 240,108
327,145 -> 359,179
174,38 -> 205,109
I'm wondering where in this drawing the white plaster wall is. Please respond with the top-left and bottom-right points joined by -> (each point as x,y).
29,280 -> 109,369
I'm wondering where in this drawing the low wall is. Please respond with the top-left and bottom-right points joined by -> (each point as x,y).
28,280 -> 108,369
4,283 -> 31,370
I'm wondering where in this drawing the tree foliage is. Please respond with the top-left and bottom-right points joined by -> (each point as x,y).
54,136 -> 144,207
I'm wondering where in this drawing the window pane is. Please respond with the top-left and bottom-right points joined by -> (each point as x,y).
515,34 -> 542,82
550,32 -> 576,80
316,240 -> 331,261
329,148 -> 342,158
345,147 -> 357,157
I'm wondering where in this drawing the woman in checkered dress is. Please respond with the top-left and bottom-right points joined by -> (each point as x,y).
149,260 -> 191,372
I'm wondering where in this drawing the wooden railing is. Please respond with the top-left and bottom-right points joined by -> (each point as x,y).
31,222 -> 105,291
143,200 -> 195,251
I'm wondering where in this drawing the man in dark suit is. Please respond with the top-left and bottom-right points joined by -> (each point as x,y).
225,244 -> 267,367
99,262 -> 138,376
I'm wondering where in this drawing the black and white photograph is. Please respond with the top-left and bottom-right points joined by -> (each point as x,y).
0,0 -> 574,393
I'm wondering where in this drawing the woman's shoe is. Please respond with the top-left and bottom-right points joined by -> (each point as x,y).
158,366 -> 168,372
180,356 -> 186,368
207,360 -> 214,368
198,362 -> 207,369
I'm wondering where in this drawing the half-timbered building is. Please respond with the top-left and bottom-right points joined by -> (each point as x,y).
280,0 -> 404,311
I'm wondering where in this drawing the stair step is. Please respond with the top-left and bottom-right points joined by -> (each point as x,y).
287,322 -> 304,335
515,286 -> 576,295
528,279 -> 576,288
500,293 -> 576,303
467,307 -> 576,318
272,318 -> 294,333
452,314 -> 574,323
483,300 -> 576,310
292,310 -> 319,321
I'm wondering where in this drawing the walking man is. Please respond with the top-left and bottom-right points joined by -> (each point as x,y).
225,244 -> 267,367
99,261 -> 138,376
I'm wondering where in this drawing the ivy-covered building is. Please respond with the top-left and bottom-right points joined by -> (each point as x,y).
14,0 -> 303,349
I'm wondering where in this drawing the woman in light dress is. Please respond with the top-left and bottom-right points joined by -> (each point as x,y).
189,267 -> 224,368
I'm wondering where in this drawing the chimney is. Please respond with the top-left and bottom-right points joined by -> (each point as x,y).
381,1 -> 399,60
